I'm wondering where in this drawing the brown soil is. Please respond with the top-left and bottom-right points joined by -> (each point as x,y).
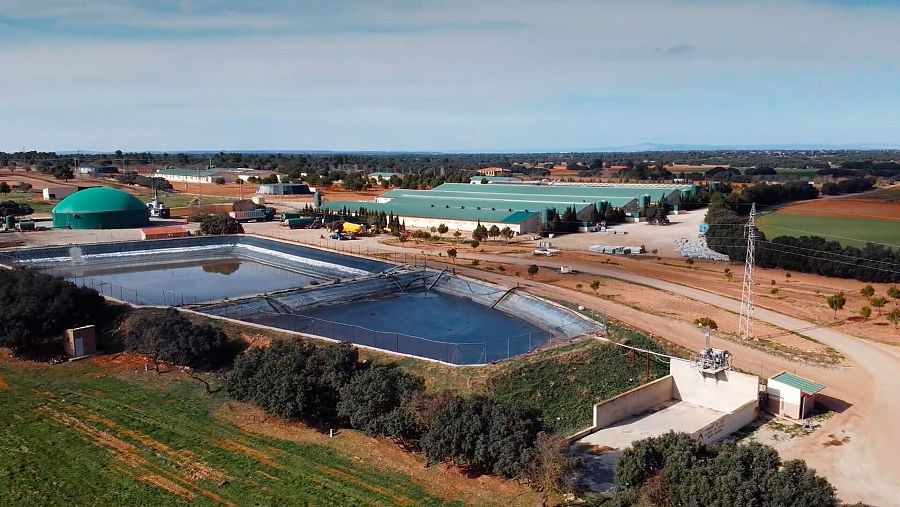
777,195 -> 900,220
217,401 -> 547,507
0,373 -> 7,390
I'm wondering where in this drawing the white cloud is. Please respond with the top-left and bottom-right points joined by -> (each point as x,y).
1,0 -> 899,150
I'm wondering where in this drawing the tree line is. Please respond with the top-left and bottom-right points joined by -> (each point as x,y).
225,338 -> 574,492
704,184 -> 899,283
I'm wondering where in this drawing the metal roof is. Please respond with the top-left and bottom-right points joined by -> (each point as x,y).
433,182 -> 688,201
323,200 -> 538,224
367,172 -> 400,179
771,372 -> 826,394
52,187 -> 148,213
380,190 -> 599,212
154,168 -> 219,177
469,176 -> 521,182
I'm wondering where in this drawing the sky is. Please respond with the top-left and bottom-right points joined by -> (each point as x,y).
1,0 -> 900,152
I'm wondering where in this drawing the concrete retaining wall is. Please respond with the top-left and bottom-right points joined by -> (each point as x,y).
670,358 -> 759,412
2,235 -> 392,280
432,274 -> 601,338
692,399 -> 758,444
593,376 -> 674,429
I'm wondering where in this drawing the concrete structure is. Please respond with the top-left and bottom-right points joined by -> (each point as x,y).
256,183 -> 312,195
573,356 -> 759,492
765,371 -> 825,419
64,325 -> 96,358
152,167 -> 219,184
470,176 -> 521,184
42,186 -> 79,200
476,167 -> 511,177
52,187 -> 150,229
367,172 -> 400,182
79,166 -> 119,175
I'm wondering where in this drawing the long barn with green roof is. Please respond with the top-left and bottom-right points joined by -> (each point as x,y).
323,181 -> 697,234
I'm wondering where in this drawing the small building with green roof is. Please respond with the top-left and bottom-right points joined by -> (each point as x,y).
765,371 -> 826,420
52,187 -> 150,229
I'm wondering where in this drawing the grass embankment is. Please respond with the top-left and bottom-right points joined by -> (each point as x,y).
758,212 -> 899,249
491,323 -> 671,436
0,360 -> 455,506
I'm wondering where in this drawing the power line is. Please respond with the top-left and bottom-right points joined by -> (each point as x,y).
707,243 -> 900,276
702,237 -> 900,268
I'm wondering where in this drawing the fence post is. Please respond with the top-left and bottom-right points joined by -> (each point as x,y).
507,336 -> 510,359
529,332 -> 532,352
395,333 -> 399,352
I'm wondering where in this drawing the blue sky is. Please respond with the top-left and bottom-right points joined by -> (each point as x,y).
1,0 -> 900,152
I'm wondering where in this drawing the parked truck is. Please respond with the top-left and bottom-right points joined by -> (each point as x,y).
229,208 -> 275,222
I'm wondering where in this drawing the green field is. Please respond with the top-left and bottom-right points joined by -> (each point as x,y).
0,361 -> 456,506
758,213 -> 900,249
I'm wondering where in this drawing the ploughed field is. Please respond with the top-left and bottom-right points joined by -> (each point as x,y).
0,360 -> 454,506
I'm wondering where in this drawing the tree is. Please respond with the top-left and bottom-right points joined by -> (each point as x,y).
0,269 -> 105,352
122,308 -> 232,370
488,225 -> 500,241
227,340 -> 358,422
528,264 -> 539,279
888,308 -> 900,327
826,292 -> 846,319
213,176 -> 226,185
860,285 -> 875,299
694,317 -> 718,330
446,248 -> 457,262
470,240 -> 480,250
500,226 -> 513,243
888,285 -> 900,305
590,280 -> 601,293
0,200 -> 34,217
613,433 -> 837,507
685,258 -> 695,268
337,364 -> 424,443
420,396 -> 543,478
859,306 -> 872,321
472,223 -> 488,242
871,296 -> 887,316
453,230 -> 461,244
0,181 -> 9,195
723,268 -> 732,281
199,214 -> 243,235
525,432 -> 576,495
785,272 -> 792,282
437,223 -> 449,237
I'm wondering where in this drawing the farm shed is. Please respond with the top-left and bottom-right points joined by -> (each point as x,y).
323,200 -> 541,234
765,371 -> 825,419
256,183 -> 312,195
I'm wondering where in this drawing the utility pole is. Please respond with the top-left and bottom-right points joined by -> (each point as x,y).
738,203 -> 757,340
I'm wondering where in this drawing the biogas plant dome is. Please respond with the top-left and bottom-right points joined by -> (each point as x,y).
52,187 -> 150,229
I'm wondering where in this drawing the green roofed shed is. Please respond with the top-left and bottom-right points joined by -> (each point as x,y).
770,372 -> 825,394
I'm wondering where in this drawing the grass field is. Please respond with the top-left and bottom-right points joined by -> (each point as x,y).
0,360 -> 458,506
758,212 -> 900,248
3,192 -> 55,214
